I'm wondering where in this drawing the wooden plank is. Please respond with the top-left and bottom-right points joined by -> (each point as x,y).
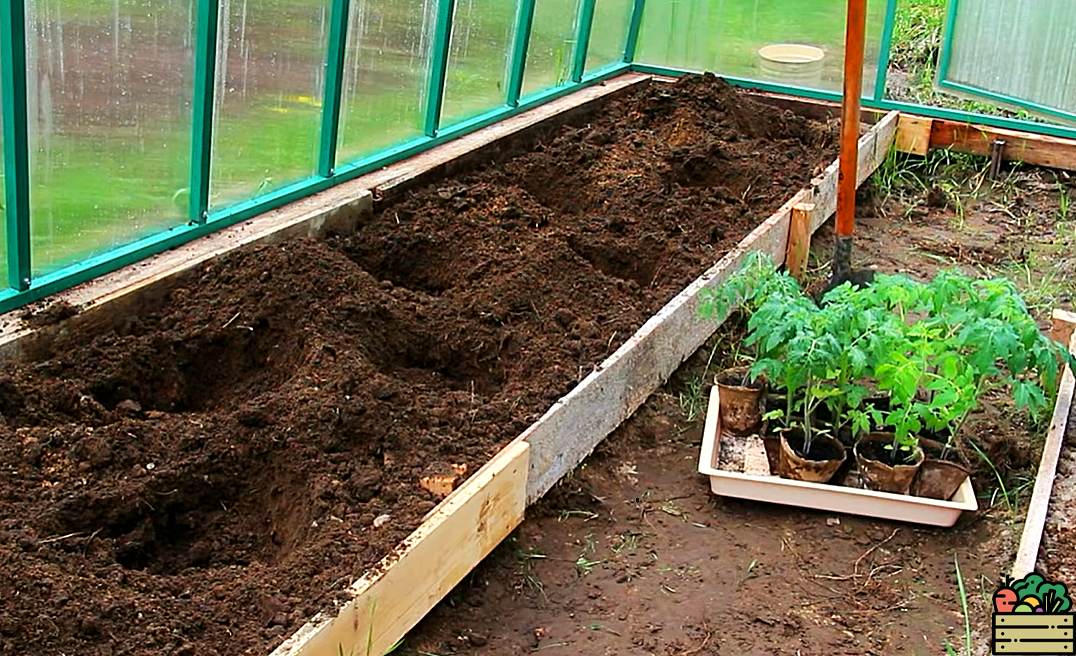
271,440 -> 529,656
1012,328 -> 1076,579
930,118 -> 1076,172
0,73 -> 655,364
895,114 -> 933,156
809,110 -> 900,232
786,203 -> 814,282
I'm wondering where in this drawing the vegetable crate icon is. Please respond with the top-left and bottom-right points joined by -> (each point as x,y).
993,573 -> 1075,654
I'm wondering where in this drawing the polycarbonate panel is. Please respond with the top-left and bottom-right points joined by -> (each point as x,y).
337,0 -> 436,163
521,0 -> 581,97
441,0 -> 515,128
25,0 -> 193,276
209,0 -> 328,211
585,0 -> 632,73
941,0 -> 1076,119
635,0 -> 886,96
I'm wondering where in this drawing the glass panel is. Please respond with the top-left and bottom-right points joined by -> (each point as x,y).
210,0 -> 328,211
441,0 -> 515,128
942,0 -> 1076,120
26,0 -> 194,276
635,0 -> 887,97
585,0 -> 632,73
337,0 -> 436,164
521,0 -> 580,98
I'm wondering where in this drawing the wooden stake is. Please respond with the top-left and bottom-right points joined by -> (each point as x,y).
786,203 -> 815,282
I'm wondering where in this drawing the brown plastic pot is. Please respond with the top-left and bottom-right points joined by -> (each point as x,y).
715,366 -> 764,436
912,459 -> 971,500
777,428 -> 847,483
854,432 -> 925,495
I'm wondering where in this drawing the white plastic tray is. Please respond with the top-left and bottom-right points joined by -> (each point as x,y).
698,386 -> 978,527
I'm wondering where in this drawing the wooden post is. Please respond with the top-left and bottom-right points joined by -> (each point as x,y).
786,203 -> 815,282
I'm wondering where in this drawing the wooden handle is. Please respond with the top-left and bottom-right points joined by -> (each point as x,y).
836,0 -> 868,238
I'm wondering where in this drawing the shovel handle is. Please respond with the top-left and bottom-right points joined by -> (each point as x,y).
836,0 -> 868,239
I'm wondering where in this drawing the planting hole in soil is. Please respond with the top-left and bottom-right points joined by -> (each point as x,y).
0,75 -> 840,656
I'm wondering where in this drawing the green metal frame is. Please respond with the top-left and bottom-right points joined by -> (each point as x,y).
507,0 -> 537,107
319,0 -> 352,177
935,0 -> 1076,124
5,0 -> 1076,316
189,0 -> 221,224
872,0 -> 898,102
570,0 -> 597,83
623,0 -> 647,63
0,0 -> 31,290
425,0 -> 457,137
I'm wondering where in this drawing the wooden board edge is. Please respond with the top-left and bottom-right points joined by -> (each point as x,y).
271,440 -> 529,656
1011,328 -> 1076,579
928,118 -> 1076,172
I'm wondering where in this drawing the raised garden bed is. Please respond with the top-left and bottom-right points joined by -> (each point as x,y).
0,73 -> 845,656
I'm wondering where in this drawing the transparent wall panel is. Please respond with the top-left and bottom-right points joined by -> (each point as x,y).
585,0 -> 632,74
26,0 -> 193,276
521,0 -> 581,98
635,0 -> 886,97
337,0 -> 436,164
941,0 -> 1076,120
441,0 -> 515,128
210,0 -> 328,211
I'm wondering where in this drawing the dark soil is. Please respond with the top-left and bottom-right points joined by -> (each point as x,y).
784,428 -> 845,463
856,437 -> 920,467
0,74 -> 837,656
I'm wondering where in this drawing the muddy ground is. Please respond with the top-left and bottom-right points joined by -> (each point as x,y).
400,149 -> 1076,655
0,75 -> 839,656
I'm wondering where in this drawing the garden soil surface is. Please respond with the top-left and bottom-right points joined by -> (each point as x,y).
399,138 -> 1076,655
0,75 -> 839,656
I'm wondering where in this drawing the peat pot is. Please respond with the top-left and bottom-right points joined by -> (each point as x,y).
777,428 -> 847,483
855,432 -> 925,495
715,366 -> 764,436
912,459 -> 972,500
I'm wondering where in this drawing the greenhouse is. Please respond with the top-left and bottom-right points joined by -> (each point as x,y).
1,0 -> 1076,654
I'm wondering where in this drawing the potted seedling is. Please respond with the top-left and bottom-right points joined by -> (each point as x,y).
698,253 -> 788,436
744,274 -> 848,483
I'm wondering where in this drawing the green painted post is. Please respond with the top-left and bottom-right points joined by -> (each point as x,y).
623,0 -> 646,63
507,0 -> 537,107
936,0 -> 961,83
318,0 -> 352,177
189,0 -> 221,224
424,0 -> 456,138
873,0 -> 898,102
570,0 -> 597,83
0,0 -> 32,290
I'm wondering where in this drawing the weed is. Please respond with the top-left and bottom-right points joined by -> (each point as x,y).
1059,180 -> 1071,222
678,374 -> 706,423
611,532 -> 639,555
558,508 -> 598,522
575,556 -> 604,575
954,555 -> 973,656
969,439 -> 1021,516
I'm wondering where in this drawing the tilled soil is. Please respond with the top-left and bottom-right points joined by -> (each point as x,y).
0,74 -> 838,656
